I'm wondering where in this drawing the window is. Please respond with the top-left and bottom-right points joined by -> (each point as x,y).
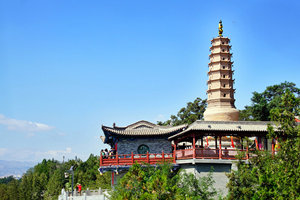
223,94 -> 226,97
223,75 -> 226,78
222,49 -> 225,52
222,42 -> 225,44
137,144 -> 150,154
222,66 -> 226,69
222,57 -> 225,60
223,84 -> 226,87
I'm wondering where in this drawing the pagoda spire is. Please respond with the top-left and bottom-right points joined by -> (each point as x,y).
219,20 -> 223,37
203,21 -> 239,121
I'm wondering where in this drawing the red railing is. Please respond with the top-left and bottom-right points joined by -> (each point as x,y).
100,149 -> 275,167
175,148 -> 259,160
100,151 -> 174,166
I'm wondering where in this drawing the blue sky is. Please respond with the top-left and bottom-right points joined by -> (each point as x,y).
0,0 -> 299,162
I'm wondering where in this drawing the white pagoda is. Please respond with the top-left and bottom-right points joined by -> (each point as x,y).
204,20 -> 239,121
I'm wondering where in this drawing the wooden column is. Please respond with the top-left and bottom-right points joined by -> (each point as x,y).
111,171 -> 114,186
219,136 -> 222,159
100,152 -> 103,166
147,151 -> 149,163
131,152 -> 134,164
255,137 -> 259,150
116,152 -> 119,165
272,139 -> 275,156
215,136 -> 218,149
173,143 -> 177,163
193,134 -> 196,159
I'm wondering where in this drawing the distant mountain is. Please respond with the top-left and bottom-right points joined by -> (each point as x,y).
0,160 -> 36,178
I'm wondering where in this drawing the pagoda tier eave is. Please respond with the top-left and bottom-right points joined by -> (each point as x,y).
207,79 -> 235,84
211,37 -> 230,42
207,69 -> 234,74
207,88 -> 236,92
209,60 -> 234,65
210,44 -> 232,50
207,98 -> 236,104
209,52 -> 233,58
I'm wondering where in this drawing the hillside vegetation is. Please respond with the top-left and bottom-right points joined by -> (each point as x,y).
0,154 -> 111,200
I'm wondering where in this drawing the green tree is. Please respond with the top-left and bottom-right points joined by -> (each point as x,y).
19,170 -> 34,200
44,169 -> 64,200
158,97 -> 207,126
239,81 -> 300,121
227,90 -> 300,199
32,173 -> 47,200
177,171 -> 217,200
95,172 -> 111,189
0,176 -> 15,184
6,179 -> 20,200
0,183 -> 9,200
110,163 -> 218,200
74,154 -> 100,189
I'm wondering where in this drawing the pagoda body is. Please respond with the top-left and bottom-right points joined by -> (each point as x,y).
203,23 -> 239,121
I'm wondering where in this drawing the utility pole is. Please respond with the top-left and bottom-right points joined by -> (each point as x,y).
65,166 -> 74,196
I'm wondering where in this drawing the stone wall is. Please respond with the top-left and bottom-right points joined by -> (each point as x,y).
180,163 -> 235,196
117,137 -> 172,154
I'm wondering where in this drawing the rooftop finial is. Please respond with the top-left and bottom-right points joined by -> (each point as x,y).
219,20 -> 223,37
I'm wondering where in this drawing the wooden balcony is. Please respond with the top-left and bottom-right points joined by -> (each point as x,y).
99,148 -> 277,167
175,148 -> 250,160
100,151 -> 174,166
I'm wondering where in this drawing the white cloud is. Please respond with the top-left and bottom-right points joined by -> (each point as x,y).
0,147 -> 75,162
45,147 -> 72,157
0,148 -> 7,156
0,114 -> 54,132
155,114 -> 166,122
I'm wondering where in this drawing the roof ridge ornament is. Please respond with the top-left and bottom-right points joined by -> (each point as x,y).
219,20 -> 223,37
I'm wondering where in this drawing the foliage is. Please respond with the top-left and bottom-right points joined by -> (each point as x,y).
110,163 -> 218,200
0,176 -> 16,184
177,170 -> 217,200
239,81 -> 300,121
157,97 -> 207,126
227,90 -> 300,199
0,154 -> 110,200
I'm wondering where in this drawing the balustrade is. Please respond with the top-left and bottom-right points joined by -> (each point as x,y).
100,148 -> 276,166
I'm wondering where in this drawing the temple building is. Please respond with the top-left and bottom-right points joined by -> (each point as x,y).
99,21 -> 282,192
101,120 -> 187,155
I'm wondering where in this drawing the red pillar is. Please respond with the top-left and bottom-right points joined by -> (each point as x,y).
162,151 -> 165,162
219,136 -> 222,159
111,171 -> 114,186
131,152 -> 134,164
147,151 -> 149,163
173,143 -> 177,163
116,152 -> 119,165
193,134 -> 196,159
100,152 -> 103,166
246,145 -> 249,160
272,140 -> 275,156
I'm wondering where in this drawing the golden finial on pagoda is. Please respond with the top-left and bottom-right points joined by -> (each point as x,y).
219,20 -> 223,37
